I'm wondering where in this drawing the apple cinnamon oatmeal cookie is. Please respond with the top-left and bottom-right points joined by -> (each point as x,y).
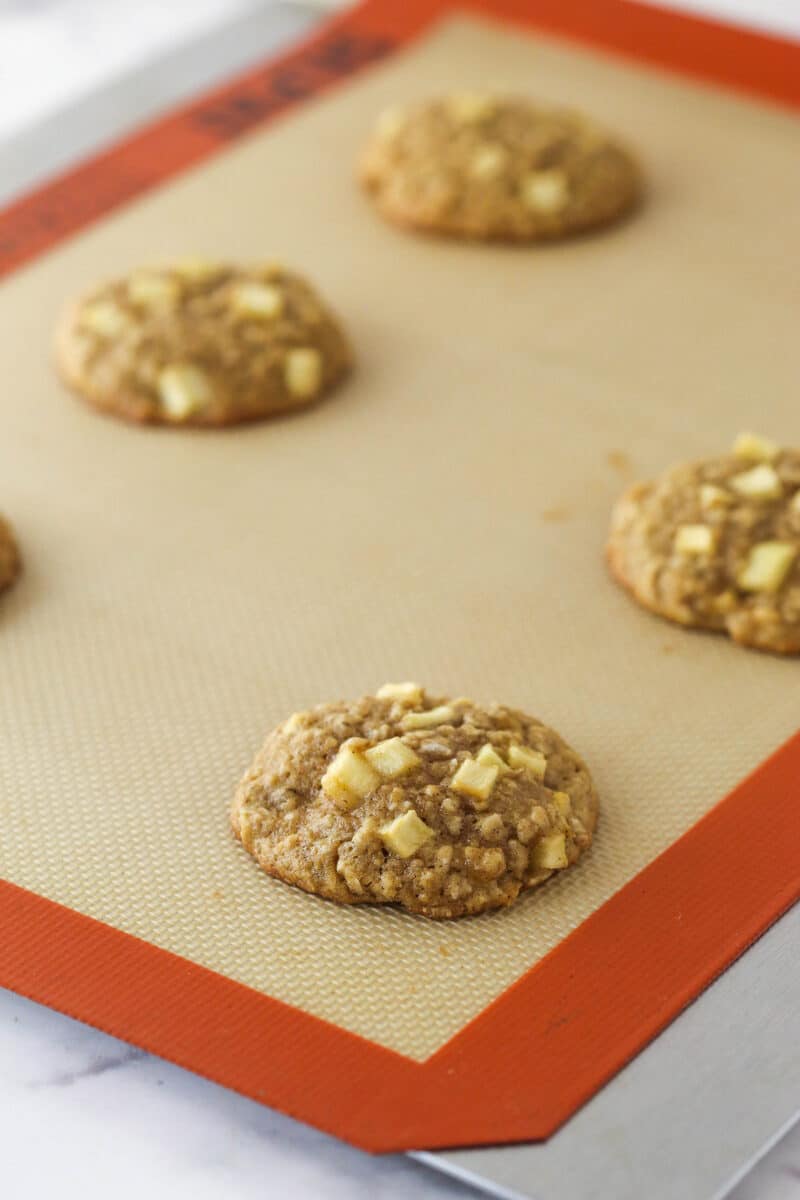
0,514 -> 20,596
232,684 -> 598,919
55,259 -> 353,427
607,433 -> 800,653
358,92 -> 640,241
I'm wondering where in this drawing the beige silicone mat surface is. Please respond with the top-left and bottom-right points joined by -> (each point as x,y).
1,13 -> 798,1062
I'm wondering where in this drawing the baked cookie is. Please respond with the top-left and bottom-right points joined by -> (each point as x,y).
0,514 -> 21,595
359,92 -> 640,241
607,434 -> 800,654
232,684 -> 598,919
55,260 -> 353,427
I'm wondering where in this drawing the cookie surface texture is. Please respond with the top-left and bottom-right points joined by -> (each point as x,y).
232,684 -> 598,919
607,434 -> 800,653
55,260 -> 353,427
0,515 -> 21,595
359,93 -> 641,241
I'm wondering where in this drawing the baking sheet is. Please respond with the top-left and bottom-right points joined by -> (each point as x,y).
1,11 -> 798,1063
422,906 -> 800,1200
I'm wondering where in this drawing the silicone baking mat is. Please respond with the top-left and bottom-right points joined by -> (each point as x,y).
1,0 -> 798,1154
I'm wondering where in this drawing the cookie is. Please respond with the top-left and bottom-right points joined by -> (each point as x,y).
607,434 -> 800,654
0,514 -> 21,595
232,684 -> 598,919
358,92 -> 640,241
55,260 -> 353,427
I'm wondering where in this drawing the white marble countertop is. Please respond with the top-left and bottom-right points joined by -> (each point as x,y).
2,974 -> 799,1200
1,2 -> 798,1197
0,985 -> 475,1200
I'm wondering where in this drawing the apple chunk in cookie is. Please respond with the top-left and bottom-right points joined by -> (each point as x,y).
231,685 -> 598,919
607,434 -> 800,654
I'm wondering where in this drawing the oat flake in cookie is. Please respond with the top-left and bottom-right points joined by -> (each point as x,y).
54,260 -> 353,427
0,515 -> 21,595
232,684 -> 598,919
607,434 -> 800,654
359,93 -> 641,241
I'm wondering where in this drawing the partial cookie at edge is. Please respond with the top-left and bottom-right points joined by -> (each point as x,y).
0,515 -> 21,595
607,434 -> 800,654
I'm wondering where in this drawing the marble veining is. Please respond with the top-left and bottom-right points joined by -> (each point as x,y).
0,987 -> 477,1199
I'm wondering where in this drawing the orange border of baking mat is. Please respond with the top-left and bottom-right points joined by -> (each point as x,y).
2,0 -> 799,1153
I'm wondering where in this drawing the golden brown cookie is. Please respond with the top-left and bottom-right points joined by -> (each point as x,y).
359,93 -> 641,241
607,434 -> 800,654
0,514 -> 21,595
54,260 -> 353,427
232,684 -> 598,919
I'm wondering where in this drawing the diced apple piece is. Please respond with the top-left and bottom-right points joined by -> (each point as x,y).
674,524 -> 716,555
521,169 -> 569,214
730,464 -> 782,500
284,347 -> 322,398
445,92 -> 495,123
451,757 -> 499,802
380,810 -> 434,858
157,363 -> 213,419
699,484 -> 731,509
376,681 -> 423,705
364,737 -> 420,779
737,541 -> 796,593
552,791 -> 572,818
470,144 -> 508,179
401,705 -> 454,730
732,432 -> 779,462
531,832 -> 568,870
230,281 -> 284,320
321,745 -> 380,810
127,272 -> 179,310
79,300 -> 128,338
375,105 -> 407,140
172,257 -> 221,281
476,743 -> 508,773
507,744 -> 547,779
